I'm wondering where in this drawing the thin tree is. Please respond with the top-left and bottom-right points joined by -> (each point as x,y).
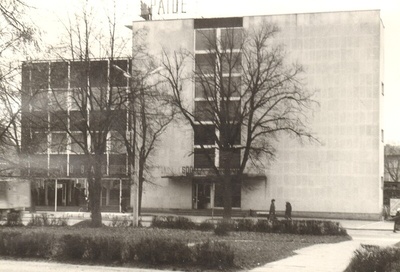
385,145 -> 400,182
161,23 -> 317,219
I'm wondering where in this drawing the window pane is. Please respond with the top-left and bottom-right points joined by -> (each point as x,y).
109,154 -> 127,176
31,90 -> 48,111
195,29 -> 216,50
49,89 -> 68,110
90,87 -> 107,109
194,148 -> 215,168
220,149 -> 240,168
70,111 -> 87,131
50,111 -> 68,131
31,132 -> 48,154
220,123 -> 241,145
109,131 -> 125,153
110,110 -> 127,132
51,133 -> 67,154
89,61 -> 108,87
195,101 -> 214,121
50,62 -> 68,88
194,125 -> 215,145
70,133 -> 85,154
110,60 -> 129,87
31,63 -> 49,90
70,62 -> 87,88
221,100 -> 240,120
70,88 -> 84,111
195,54 -> 215,74
195,77 -> 215,98
221,76 -> 241,98
221,28 -> 243,50
29,111 -> 48,131
221,53 -> 241,73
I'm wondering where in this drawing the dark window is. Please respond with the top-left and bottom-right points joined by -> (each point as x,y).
110,60 -> 129,87
195,54 -> 215,74
50,62 -> 68,88
220,100 -> 240,121
110,87 -> 127,108
29,111 -> 48,131
221,76 -> 241,98
220,53 -> 241,74
220,123 -> 241,145
49,89 -> 68,110
31,90 -> 48,111
31,131 -> 48,154
219,148 -> 241,168
51,132 -> 67,154
214,181 -> 241,207
31,63 -> 49,90
194,148 -> 215,168
194,17 -> 243,29
195,77 -> 216,98
90,87 -> 107,109
70,88 -> 84,110
90,110 -> 108,131
109,131 -> 125,153
221,28 -> 243,50
70,111 -> 87,131
70,133 -> 85,154
70,62 -> 87,88
50,111 -> 68,131
194,101 -> 215,121
21,63 -> 31,91
110,110 -> 127,132
194,125 -> 215,145
109,154 -> 127,176
195,29 -> 216,51
89,61 -> 108,87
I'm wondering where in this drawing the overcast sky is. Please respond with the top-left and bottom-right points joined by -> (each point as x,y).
27,0 -> 400,143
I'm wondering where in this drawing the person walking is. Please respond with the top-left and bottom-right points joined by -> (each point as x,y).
269,199 -> 276,221
394,208 -> 400,233
285,201 -> 292,220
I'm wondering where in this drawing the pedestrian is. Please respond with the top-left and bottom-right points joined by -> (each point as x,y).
394,208 -> 400,233
269,199 -> 276,221
285,201 -> 292,220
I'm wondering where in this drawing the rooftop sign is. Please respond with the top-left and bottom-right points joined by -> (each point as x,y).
141,0 -> 193,20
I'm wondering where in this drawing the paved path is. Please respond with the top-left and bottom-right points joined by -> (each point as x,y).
250,220 -> 400,272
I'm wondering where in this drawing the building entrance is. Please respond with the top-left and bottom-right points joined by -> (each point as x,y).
193,182 -> 211,209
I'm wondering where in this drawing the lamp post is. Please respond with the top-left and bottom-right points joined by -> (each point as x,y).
112,64 -> 162,227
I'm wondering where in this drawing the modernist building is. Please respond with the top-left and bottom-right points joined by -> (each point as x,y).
21,59 -> 132,211
131,10 -> 384,219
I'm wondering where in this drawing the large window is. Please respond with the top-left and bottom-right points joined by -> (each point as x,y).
221,76 -> 241,98
51,132 -> 67,154
195,101 -> 215,122
50,62 -> 68,89
195,29 -> 216,51
89,61 -> 108,87
31,131 -> 48,154
194,148 -> 215,168
194,125 -> 215,145
70,132 -> 85,154
195,54 -> 215,74
195,77 -> 216,99
219,149 -> 241,169
221,28 -> 243,50
49,90 -> 68,111
30,62 -> 49,90
31,90 -> 48,111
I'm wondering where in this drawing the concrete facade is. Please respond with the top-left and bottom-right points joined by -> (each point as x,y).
132,10 -> 384,219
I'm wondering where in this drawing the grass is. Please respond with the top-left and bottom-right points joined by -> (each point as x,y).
0,226 -> 350,271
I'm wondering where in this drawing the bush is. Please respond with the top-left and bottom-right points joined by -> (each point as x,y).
198,220 -> 215,231
195,241 -> 234,269
136,237 -> 193,265
235,219 -> 255,231
151,216 -> 196,230
5,211 -> 23,226
345,244 -> 400,272
28,214 -> 68,227
214,221 -> 234,236
109,216 -> 131,227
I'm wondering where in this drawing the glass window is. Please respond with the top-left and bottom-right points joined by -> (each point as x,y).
221,53 -> 241,74
69,88 -> 84,111
31,90 -> 48,111
194,125 -> 215,145
195,77 -> 215,98
89,61 -> 108,87
90,87 -> 107,110
90,110 -> 108,131
51,133 -> 67,154
195,54 -> 215,74
220,123 -> 241,145
50,111 -> 68,131
50,62 -> 68,88
109,154 -> 127,176
70,62 -> 87,88
70,111 -> 87,132
220,100 -> 240,121
109,131 -> 126,154
219,148 -> 241,169
110,87 -> 127,108
29,111 -> 48,131
110,60 -> 129,87
49,89 -> 68,110
214,181 -> 241,208
195,101 -> 214,121
31,131 -> 48,154
110,110 -> 127,132
194,148 -> 215,168
70,132 -> 85,154
31,62 -> 49,90
221,28 -> 243,50
195,29 -> 216,51
221,76 -> 241,98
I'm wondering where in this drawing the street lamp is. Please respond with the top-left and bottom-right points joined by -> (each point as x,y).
112,64 -> 163,227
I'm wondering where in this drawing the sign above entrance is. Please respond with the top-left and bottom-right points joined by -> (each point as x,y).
141,0 -> 194,20
182,166 -> 239,177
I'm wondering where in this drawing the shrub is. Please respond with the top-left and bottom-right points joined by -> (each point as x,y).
28,214 -> 68,227
214,220 -> 234,236
195,241 -> 234,269
255,219 -> 272,232
235,219 -> 255,232
58,234 -> 87,260
135,237 -> 193,265
109,216 -> 130,227
345,244 -> 400,272
151,216 -> 196,230
198,220 -> 215,231
5,211 -> 23,227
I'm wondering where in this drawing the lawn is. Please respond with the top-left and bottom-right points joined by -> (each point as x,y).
0,226 -> 351,271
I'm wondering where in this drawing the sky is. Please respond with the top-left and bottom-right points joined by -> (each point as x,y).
27,0 -> 400,143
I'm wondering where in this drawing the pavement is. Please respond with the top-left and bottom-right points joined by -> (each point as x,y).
1,215 -> 400,272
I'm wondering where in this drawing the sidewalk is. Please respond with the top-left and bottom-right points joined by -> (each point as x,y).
250,219 -> 400,272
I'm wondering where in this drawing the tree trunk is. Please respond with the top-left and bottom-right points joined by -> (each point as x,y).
138,160 -> 144,216
88,157 -> 103,227
222,175 -> 233,220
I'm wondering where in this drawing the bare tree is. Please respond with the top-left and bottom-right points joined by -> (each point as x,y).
385,145 -> 400,182
161,23 -> 317,219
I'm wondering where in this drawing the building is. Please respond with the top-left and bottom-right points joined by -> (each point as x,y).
21,59 -> 132,211
131,10 -> 384,219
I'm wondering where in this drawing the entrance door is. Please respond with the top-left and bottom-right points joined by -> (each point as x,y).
193,183 -> 211,209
